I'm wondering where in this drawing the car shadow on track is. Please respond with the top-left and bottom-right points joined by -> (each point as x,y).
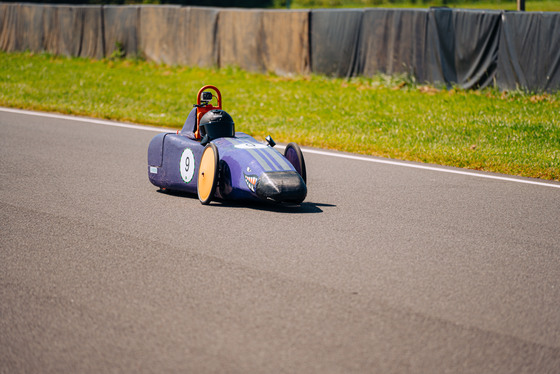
213,200 -> 335,214
157,189 -> 334,214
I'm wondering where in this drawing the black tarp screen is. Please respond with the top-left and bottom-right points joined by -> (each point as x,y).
310,9 -> 363,77
217,9 -> 309,74
139,5 -> 184,64
261,9 -> 309,75
1,4 -> 559,91
217,9 -> 264,72
0,3 -> 58,53
425,8 -> 501,89
357,9 -> 428,80
17,4 -> 44,52
139,6 -> 220,66
184,7 -> 219,67
53,5 -> 103,59
104,5 -> 139,58
497,12 -> 560,92
0,4 -> 19,52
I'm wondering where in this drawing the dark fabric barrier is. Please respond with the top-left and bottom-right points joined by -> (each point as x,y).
216,9 -> 309,74
0,3 -> 18,52
139,5 -> 184,64
451,9 -> 501,89
357,8 -> 428,80
261,9 -> 309,75
55,5 -> 83,57
0,4 -> 103,58
217,9 -> 264,72
425,8 -> 501,89
184,7 -> 219,67
119,6 -> 220,66
103,5 -> 139,58
310,9 -> 363,77
80,6 -> 104,59
140,6 -> 219,66
497,12 -> 560,92
0,4 -> 6,50
41,4 -> 57,53
54,5 -> 104,59
1,4 -> 560,91
0,4 -> 5,49
17,4 -> 45,52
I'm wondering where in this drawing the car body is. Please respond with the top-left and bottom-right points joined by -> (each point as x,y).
148,86 -> 307,204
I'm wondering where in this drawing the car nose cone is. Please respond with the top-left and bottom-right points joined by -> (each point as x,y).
255,171 -> 307,203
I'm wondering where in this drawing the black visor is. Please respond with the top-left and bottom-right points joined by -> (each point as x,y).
200,110 -> 235,141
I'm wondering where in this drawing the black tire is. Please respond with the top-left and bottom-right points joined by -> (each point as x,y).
284,142 -> 307,184
197,143 -> 219,205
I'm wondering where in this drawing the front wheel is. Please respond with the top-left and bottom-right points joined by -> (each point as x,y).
197,143 -> 219,205
284,143 -> 306,184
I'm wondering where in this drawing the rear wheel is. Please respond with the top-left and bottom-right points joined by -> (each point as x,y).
197,143 -> 219,205
284,143 -> 306,184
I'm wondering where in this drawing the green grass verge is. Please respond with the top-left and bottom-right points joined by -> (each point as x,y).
1,51 -> 559,180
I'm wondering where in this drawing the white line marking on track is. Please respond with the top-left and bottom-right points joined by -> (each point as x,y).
2,107 -> 559,189
299,148 -> 560,189
0,107 -> 171,132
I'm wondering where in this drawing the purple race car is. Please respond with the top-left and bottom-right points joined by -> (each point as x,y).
148,85 -> 307,204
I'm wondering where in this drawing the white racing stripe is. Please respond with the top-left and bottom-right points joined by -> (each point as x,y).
2,107 -> 559,189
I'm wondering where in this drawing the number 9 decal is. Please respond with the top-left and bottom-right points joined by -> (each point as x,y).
180,148 -> 195,183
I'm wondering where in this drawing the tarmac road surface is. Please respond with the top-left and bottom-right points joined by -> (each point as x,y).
1,108 -> 559,373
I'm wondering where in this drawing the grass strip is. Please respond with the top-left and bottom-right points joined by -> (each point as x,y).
1,51 -> 559,181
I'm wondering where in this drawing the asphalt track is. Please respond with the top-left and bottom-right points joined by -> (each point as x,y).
1,108 -> 559,373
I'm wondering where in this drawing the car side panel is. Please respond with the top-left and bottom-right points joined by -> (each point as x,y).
148,133 -> 204,193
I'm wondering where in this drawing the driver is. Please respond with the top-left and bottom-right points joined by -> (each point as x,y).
199,109 -> 235,145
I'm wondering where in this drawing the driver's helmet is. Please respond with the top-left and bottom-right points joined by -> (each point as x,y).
199,109 -> 235,142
